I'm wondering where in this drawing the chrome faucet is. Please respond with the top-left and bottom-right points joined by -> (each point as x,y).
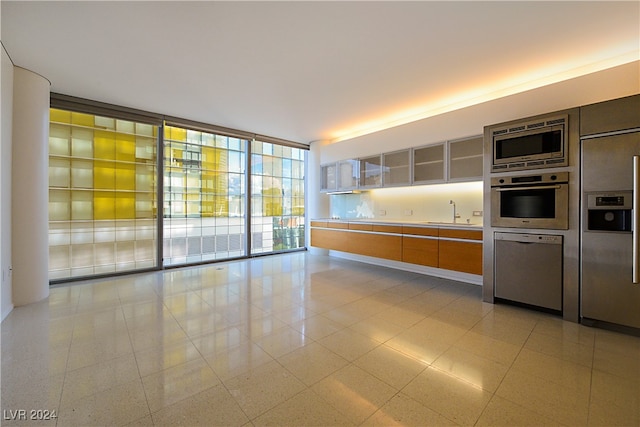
450,200 -> 461,223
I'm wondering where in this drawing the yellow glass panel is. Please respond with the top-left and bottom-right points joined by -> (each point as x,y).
115,193 -> 135,219
50,108 -> 71,124
94,130 -> 116,160
202,194 -> 214,217
166,126 -> 186,142
116,133 -> 135,162
201,172 -> 215,192
71,112 -> 94,127
202,147 -> 220,170
94,191 -> 116,220
115,163 -> 136,191
94,160 -> 116,189
171,147 -> 183,164
264,196 -> 282,217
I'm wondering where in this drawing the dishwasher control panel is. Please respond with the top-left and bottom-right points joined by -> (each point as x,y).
494,232 -> 562,244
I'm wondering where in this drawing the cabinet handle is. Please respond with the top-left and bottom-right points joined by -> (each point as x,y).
494,185 -> 562,192
633,156 -> 639,284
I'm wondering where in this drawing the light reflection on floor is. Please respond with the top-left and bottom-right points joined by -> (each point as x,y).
2,252 -> 639,426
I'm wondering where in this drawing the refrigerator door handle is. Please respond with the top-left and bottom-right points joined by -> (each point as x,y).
634,156 -> 640,284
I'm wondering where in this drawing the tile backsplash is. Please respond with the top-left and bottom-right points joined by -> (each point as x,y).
329,181 -> 483,224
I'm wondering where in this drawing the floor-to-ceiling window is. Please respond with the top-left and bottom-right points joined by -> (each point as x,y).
163,125 -> 247,266
48,103 -> 307,281
48,109 -> 159,280
251,140 -> 305,254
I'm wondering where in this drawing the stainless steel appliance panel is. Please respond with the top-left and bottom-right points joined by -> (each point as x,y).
491,172 -> 569,230
491,115 -> 568,172
581,131 -> 640,329
581,232 -> 640,328
495,232 -> 563,311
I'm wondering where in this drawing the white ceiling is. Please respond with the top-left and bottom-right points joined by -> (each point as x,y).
2,1 -> 639,144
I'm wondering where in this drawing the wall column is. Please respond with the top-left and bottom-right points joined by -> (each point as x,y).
12,67 -> 50,306
307,140 -> 330,255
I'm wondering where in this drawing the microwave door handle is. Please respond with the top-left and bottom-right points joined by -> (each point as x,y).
633,156 -> 639,284
494,185 -> 562,192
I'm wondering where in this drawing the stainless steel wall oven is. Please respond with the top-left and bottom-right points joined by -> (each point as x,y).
491,172 -> 569,230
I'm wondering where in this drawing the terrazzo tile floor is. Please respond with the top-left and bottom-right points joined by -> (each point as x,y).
2,252 -> 639,426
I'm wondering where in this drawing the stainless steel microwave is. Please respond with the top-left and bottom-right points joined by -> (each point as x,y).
492,115 -> 568,172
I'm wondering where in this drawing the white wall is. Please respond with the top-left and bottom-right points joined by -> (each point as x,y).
1,43 -> 14,321
312,61 -> 639,223
320,61 -> 640,164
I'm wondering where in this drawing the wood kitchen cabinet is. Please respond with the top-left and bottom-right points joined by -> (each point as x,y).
311,221 -> 483,276
310,221 -> 402,261
438,228 -> 483,275
402,226 -> 439,267
350,230 -> 403,261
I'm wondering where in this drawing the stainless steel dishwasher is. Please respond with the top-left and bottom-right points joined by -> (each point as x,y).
494,232 -> 563,311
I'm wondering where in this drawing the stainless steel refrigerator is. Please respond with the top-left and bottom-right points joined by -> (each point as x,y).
581,130 -> 640,330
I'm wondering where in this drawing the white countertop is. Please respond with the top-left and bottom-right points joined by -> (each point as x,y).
312,218 -> 483,229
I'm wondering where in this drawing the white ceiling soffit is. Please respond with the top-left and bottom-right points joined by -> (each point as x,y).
2,1 -> 639,144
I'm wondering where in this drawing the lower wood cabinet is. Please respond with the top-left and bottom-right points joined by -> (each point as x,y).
437,239 -> 482,275
351,232 -> 402,261
310,228 -> 348,251
310,227 -> 402,261
402,236 -> 438,267
311,221 -> 482,275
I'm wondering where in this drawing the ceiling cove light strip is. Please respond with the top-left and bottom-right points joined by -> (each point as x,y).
330,51 -> 639,144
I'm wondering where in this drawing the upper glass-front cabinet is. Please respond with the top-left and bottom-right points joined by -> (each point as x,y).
413,143 -> 445,184
320,163 -> 337,192
359,155 -> 383,188
448,136 -> 483,181
383,149 -> 411,187
337,159 -> 359,190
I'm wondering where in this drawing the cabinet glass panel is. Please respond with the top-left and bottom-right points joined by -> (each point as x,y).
359,155 -> 382,188
448,136 -> 483,181
383,149 -> 411,186
338,159 -> 358,189
320,163 -> 337,192
413,143 -> 445,183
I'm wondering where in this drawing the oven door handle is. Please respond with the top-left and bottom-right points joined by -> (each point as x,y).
494,185 -> 562,192
633,156 -> 639,284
